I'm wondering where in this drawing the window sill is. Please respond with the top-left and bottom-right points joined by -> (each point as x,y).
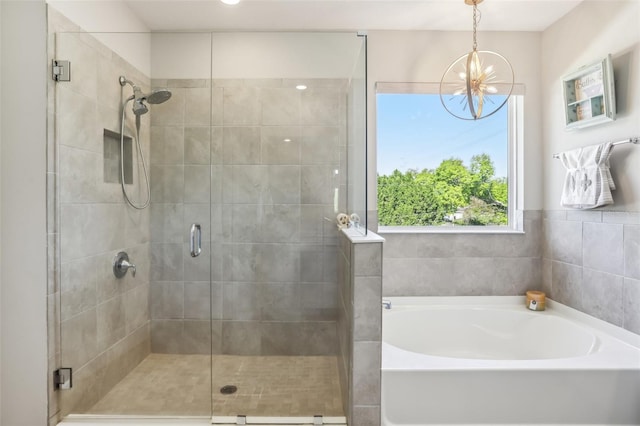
377,226 -> 525,235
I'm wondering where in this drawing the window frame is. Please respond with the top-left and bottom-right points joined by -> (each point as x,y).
375,82 -> 525,234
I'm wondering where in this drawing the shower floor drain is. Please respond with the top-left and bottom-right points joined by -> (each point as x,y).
220,385 -> 238,395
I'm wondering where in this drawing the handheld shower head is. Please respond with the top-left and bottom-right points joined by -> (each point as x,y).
132,98 -> 149,116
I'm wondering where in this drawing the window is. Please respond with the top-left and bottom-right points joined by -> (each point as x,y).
376,83 -> 523,232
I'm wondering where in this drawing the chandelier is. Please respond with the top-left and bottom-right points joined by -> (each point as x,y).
439,0 -> 514,120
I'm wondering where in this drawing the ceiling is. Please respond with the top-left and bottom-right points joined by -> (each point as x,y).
123,0 -> 584,32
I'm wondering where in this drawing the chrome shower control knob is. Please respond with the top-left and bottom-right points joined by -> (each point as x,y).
113,251 -> 136,278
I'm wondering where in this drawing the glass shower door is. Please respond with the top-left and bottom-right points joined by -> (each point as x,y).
347,34 -> 368,235
145,32 -> 214,416
54,30 -> 213,417
209,32 -> 364,422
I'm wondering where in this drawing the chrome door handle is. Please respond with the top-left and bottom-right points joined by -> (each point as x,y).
190,223 -> 202,258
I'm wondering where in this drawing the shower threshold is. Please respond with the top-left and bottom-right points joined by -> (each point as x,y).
212,415 -> 347,425
59,414 -> 347,426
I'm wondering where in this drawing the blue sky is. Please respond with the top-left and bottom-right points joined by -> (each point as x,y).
377,93 -> 508,178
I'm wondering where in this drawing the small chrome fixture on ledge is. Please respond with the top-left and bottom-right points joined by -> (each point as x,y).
382,300 -> 392,310
113,251 -> 136,278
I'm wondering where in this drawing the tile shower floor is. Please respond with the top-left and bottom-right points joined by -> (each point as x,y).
86,354 -> 344,417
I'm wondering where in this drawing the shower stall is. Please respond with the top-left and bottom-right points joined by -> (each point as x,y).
49,12 -> 367,424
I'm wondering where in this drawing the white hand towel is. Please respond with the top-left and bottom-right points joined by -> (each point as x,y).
559,142 -> 615,209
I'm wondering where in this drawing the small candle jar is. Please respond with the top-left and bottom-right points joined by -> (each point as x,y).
526,290 -> 546,311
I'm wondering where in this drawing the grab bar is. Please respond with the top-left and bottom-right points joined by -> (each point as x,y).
190,223 -> 201,258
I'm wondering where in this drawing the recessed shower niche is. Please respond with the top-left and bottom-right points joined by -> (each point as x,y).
103,129 -> 132,184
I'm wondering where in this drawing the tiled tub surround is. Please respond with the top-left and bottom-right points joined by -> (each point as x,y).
49,18 -> 152,418
149,78 -> 348,355
381,210 -> 543,297
337,229 -> 384,426
380,208 -> 639,336
542,210 -> 640,335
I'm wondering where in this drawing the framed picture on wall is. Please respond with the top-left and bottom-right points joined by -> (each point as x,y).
562,54 -> 616,130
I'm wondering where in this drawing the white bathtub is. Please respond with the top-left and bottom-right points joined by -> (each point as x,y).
382,296 -> 640,425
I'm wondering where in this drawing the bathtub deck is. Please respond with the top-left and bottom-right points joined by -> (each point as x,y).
382,296 -> 640,425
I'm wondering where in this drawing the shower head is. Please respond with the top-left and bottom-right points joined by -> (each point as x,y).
119,76 -> 172,116
145,89 -> 172,105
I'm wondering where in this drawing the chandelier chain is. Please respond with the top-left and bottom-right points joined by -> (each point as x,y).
472,2 -> 478,51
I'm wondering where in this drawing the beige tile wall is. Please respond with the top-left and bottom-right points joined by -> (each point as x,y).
149,78 -> 348,355
381,211 -> 543,297
378,206 -> 639,336
48,8 -> 152,420
337,230 -> 384,426
543,210 -> 640,334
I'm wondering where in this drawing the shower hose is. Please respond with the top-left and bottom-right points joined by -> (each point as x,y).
120,98 -> 151,210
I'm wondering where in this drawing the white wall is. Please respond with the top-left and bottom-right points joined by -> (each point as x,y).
367,30 -> 544,212
542,0 -> 640,211
212,32 -> 362,79
150,32 -> 363,80
0,1 -> 3,419
0,2 -> 49,425
46,0 -> 152,75
45,4 -> 364,82
149,32 -> 211,79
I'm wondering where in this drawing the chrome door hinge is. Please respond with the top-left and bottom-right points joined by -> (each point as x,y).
53,367 -> 72,390
52,60 -> 71,82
